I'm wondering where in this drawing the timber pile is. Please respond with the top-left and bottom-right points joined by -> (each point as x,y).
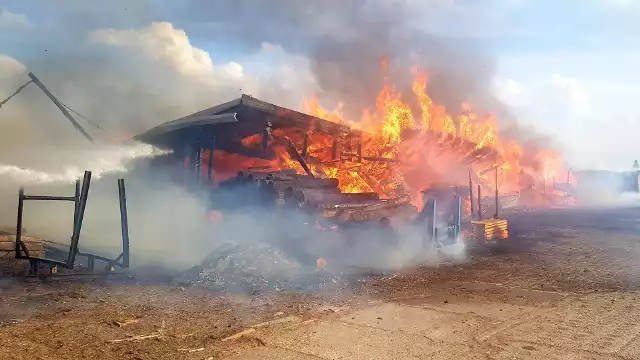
219,170 -> 418,223
0,232 -> 45,274
478,192 -> 520,215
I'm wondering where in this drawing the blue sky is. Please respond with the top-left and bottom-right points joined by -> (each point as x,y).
1,0 -> 639,170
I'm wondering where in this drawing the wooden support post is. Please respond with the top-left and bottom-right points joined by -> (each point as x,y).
207,138 -> 216,183
331,136 -> 338,160
302,133 -> 309,159
477,184 -> 482,220
195,148 -> 202,183
494,166 -> 499,219
468,170 -> 475,220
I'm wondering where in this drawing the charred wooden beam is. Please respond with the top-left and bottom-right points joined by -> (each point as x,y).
270,177 -> 339,190
331,137 -> 338,160
334,199 -> 414,222
247,169 -> 298,178
299,191 -> 380,205
302,133 -> 309,159
219,141 -> 275,160
284,137 -> 314,177
325,195 -> 412,221
363,156 -> 399,163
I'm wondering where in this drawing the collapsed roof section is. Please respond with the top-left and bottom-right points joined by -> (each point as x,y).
135,94 -> 358,160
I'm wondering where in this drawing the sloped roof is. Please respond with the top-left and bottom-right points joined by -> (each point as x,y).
135,94 -> 355,145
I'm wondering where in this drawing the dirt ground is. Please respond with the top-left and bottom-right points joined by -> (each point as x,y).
2,206 -> 640,360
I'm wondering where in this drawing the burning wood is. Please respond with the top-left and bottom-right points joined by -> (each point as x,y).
298,191 -> 380,205
140,81 -> 568,212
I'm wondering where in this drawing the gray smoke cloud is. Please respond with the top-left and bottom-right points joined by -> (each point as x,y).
174,0 -> 501,117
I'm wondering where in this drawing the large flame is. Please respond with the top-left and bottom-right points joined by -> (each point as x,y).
195,63 -> 566,209
301,66 -> 566,207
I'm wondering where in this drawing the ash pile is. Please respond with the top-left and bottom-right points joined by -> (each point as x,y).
177,243 -> 343,293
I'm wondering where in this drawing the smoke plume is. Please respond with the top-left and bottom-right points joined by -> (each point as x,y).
0,1 -> 529,276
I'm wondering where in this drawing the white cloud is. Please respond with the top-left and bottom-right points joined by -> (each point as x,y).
493,70 -> 640,171
0,8 -> 30,28
0,54 -> 26,79
90,22 -> 217,78
87,22 -> 317,112
0,21 -> 318,153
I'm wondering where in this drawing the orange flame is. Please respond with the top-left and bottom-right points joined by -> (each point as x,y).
195,62 -> 567,209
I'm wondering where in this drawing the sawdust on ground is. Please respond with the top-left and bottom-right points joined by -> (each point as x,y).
1,207 -> 640,359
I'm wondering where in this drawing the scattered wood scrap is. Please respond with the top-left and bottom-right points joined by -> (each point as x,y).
108,333 -> 162,343
221,328 -> 256,342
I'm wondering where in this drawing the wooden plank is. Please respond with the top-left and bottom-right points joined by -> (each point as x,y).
271,177 -> 339,189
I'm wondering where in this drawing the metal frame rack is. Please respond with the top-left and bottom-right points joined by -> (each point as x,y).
14,171 -> 131,276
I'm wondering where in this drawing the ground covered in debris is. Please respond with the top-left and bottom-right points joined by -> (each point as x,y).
2,206 -> 640,359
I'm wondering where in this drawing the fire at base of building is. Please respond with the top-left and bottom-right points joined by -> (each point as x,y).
130,94 -> 608,270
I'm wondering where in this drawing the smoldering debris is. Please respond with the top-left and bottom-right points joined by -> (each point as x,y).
175,243 -> 344,293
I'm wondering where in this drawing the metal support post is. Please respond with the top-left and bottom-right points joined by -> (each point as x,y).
452,195 -> 462,239
66,171 -> 92,269
423,198 -> 436,251
117,179 -> 130,268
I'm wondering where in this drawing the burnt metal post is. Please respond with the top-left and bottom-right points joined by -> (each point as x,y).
422,198 -> 436,251
468,170 -> 475,220
357,139 -> 363,163
66,171 -> 92,269
15,188 -> 27,257
73,179 -> 80,233
494,166 -> 499,219
117,178 -> 130,268
477,184 -> 482,220
452,195 -> 462,239
27,72 -> 94,143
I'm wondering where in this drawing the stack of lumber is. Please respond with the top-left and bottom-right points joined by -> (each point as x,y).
0,232 -> 45,274
220,170 -> 418,223
470,219 -> 509,242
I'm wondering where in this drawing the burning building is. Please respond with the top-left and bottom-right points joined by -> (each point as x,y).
136,66 -> 567,219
